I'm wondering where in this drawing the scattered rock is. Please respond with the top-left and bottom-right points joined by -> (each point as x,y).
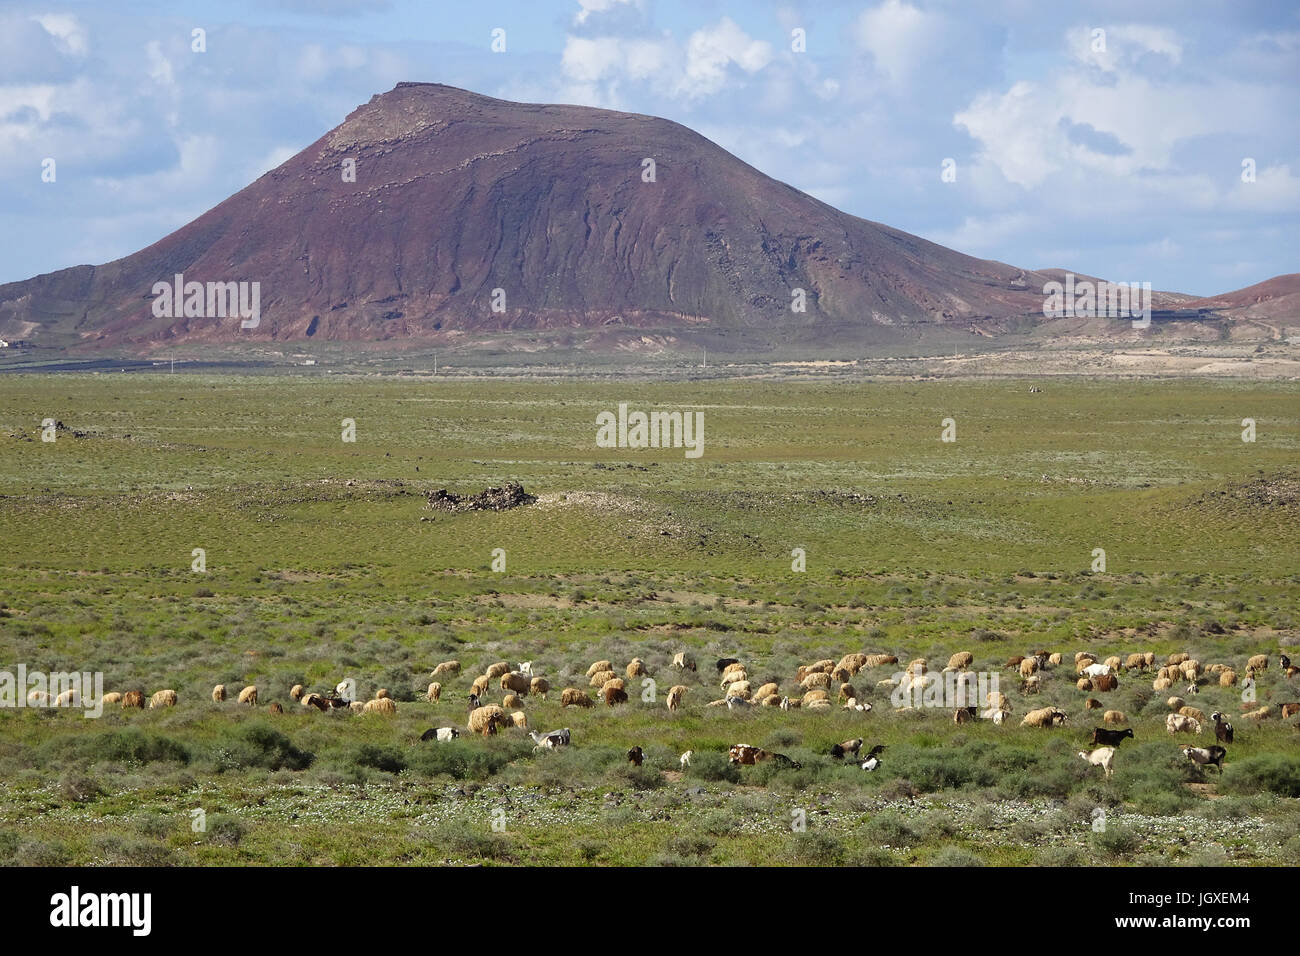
426,481 -> 536,513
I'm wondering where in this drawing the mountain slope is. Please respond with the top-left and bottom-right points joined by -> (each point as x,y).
0,83 -> 1287,355
0,83 -> 1059,351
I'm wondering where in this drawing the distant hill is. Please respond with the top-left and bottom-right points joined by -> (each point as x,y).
0,83 -> 1292,355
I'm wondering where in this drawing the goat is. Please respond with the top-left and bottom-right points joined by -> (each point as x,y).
1077,746 -> 1116,778
829,738 -> 864,760
1210,712 -> 1234,743
1182,745 -> 1227,772
859,744 -> 885,771
529,728 -> 571,750
420,727 -> 459,742
1090,727 -> 1134,747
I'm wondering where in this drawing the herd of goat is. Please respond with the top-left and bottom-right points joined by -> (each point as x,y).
59,647 -> 1298,781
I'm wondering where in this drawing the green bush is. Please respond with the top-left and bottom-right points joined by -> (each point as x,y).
59,772 -> 103,803
929,846 -> 986,866
864,810 -> 919,847
90,834 -> 176,866
210,723 -> 313,772
1092,823 -> 1142,859
0,829 -> 20,861
408,740 -> 526,780
349,744 -> 407,775
666,834 -> 714,858
791,829 -> 845,865
1221,755 -> 1300,797
432,825 -> 512,861
685,750 -> 740,783
77,729 -> 191,766
205,813 -> 247,847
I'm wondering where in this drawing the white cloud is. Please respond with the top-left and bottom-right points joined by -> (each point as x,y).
854,0 -> 942,86
146,40 -> 174,88
955,81 -> 1059,188
1071,23 -> 1183,71
679,18 -> 773,97
574,0 -> 638,26
559,18 -> 771,103
35,14 -> 88,57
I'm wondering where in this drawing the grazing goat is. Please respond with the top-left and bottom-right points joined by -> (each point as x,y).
829,738 -> 863,760
671,652 -> 696,671
420,727 -> 460,742
1090,727 -> 1133,747
626,746 -> 644,767
529,728 -> 571,750
1182,745 -> 1227,772
1077,747 -> 1116,778
728,744 -> 801,768
715,658 -> 741,673
860,744 -> 885,771
679,750 -> 693,768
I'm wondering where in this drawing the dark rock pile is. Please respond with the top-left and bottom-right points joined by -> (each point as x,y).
426,482 -> 536,513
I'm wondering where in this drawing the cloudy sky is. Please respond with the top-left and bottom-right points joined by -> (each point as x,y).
2,0 -> 1296,295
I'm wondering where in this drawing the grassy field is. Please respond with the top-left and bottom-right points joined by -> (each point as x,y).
0,373 -> 1297,866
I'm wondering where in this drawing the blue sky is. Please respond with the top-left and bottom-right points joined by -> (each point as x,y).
2,0 -> 1296,295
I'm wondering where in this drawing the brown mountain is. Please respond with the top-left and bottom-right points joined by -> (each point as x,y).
0,83 -> 1287,354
